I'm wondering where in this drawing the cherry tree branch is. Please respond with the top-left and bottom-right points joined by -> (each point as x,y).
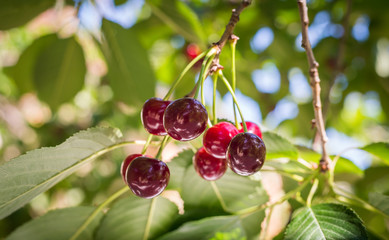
297,0 -> 331,172
210,0 -> 252,72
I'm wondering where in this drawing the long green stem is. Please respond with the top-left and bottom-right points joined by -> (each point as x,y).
155,135 -> 170,159
218,71 -> 247,132
210,181 -> 229,211
163,51 -> 207,101
212,73 -> 218,125
306,178 -> 319,207
230,40 -> 239,128
70,186 -> 129,240
194,47 -> 218,100
141,134 -> 153,154
200,55 -> 216,106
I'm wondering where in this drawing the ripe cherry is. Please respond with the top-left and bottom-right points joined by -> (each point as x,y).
203,122 -> 239,158
239,121 -> 263,139
193,147 -> 227,181
186,43 -> 201,60
163,97 -> 208,141
121,154 -> 143,183
141,98 -> 171,136
126,157 -> 170,199
227,132 -> 266,176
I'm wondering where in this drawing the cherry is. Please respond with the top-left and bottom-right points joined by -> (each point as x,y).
193,147 -> 227,181
163,97 -> 208,141
239,121 -> 263,139
141,98 -> 171,136
126,157 -> 170,198
203,122 -> 239,158
227,132 -> 266,176
121,154 -> 143,183
186,43 -> 201,60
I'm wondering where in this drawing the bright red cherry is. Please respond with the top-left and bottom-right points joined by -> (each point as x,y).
239,121 -> 263,139
227,132 -> 266,176
163,97 -> 208,141
141,98 -> 171,136
186,43 -> 201,60
203,122 -> 239,158
193,147 -> 227,181
126,157 -> 170,199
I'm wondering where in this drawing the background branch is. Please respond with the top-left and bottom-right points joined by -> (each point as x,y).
297,0 -> 331,171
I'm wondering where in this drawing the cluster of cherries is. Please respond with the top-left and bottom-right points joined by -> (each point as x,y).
121,96 -> 266,199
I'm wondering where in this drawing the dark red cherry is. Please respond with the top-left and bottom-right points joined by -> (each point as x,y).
126,157 -> 170,198
121,154 -> 142,183
203,122 -> 239,158
163,97 -> 208,141
193,147 -> 227,181
239,121 -> 263,139
227,132 -> 266,176
141,98 -> 171,136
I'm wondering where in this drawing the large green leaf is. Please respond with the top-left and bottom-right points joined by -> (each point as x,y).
0,127 -> 123,219
181,167 -> 268,213
3,34 -> 57,94
285,203 -> 368,240
166,149 -> 194,190
360,142 -> 389,165
34,36 -> 86,110
6,206 -> 102,240
100,19 -> 156,106
262,132 -> 298,160
157,216 -> 246,240
0,0 -> 54,30
369,192 -> 389,216
146,0 -> 206,45
96,195 -> 177,240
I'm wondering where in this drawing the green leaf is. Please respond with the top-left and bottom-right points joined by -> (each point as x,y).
96,195 -> 177,240
262,132 -> 298,160
157,216 -> 246,240
166,149 -> 194,190
6,206 -> 102,240
368,192 -> 389,216
34,36 -> 86,110
181,167 -> 268,213
3,34 -> 57,94
100,19 -> 156,106
146,0 -> 206,45
285,203 -> 368,240
0,127 -> 123,220
360,142 -> 389,165
0,0 -> 54,30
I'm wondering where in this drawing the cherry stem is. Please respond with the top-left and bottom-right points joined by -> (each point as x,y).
69,186 -> 129,240
212,73 -> 218,125
197,49 -> 218,103
155,135 -> 170,159
163,51 -> 207,101
218,70 -> 247,132
230,38 -> 239,128
306,178 -> 319,207
141,134 -> 153,155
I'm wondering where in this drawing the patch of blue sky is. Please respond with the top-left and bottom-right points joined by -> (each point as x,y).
252,62 -> 281,94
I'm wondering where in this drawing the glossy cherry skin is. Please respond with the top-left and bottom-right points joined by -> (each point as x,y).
126,157 -> 170,198
163,97 -> 208,141
203,122 -> 239,158
227,132 -> 266,176
239,121 -> 263,139
121,154 -> 143,183
141,98 -> 171,136
193,147 -> 227,181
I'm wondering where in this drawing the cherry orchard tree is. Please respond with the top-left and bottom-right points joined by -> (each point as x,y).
0,0 -> 388,239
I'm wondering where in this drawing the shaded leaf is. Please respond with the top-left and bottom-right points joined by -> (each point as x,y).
262,132 -> 298,160
166,149 -> 194,190
146,0 -> 206,45
96,195 -> 177,240
34,36 -> 86,110
0,127 -> 123,219
100,19 -> 156,106
157,216 -> 246,240
360,142 -> 389,165
368,192 -> 389,216
3,34 -> 57,94
6,206 -> 102,240
0,0 -> 54,30
285,203 -> 368,240
181,167 -> 268,213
